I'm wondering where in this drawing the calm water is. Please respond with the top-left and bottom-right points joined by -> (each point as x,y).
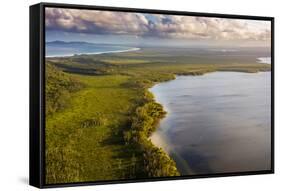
46,41 -> 139,57
150,72 -> 271,175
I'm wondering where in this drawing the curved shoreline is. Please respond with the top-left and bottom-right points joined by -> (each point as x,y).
46,47 -> 141,58
124,84 -> 180,177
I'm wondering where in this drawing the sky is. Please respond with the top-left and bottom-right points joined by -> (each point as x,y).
45,7 -> 271,47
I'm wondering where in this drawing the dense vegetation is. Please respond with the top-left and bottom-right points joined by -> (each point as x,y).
46,71 -> 145,183
46,64 -> 84,115
124,97 -> 180,177
45,48 -> 271,184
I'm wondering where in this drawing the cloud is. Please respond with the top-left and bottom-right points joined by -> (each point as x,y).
46,8 -> 271,42
147,15 -> 270,41
46,8 -> 149,35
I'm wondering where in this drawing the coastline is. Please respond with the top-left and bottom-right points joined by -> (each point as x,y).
46,47 -> 141,58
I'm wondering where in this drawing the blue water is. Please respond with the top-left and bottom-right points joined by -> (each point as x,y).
46,41 -> 139,57
150,72 -> 271,175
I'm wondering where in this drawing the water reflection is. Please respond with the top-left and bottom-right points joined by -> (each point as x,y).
150,72 -> 271,175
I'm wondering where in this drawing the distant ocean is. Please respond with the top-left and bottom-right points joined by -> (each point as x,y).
257,57 -> 271,64
46,41 -> 140,57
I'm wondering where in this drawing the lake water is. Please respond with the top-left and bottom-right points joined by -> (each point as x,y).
150,72 -> 271,175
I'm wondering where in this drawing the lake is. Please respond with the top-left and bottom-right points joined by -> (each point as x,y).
150,72 -> 271,175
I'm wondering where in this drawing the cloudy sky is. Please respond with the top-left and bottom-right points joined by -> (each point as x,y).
45,7 -> 271,47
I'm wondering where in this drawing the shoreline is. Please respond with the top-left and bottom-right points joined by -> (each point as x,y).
46,47 -> 141,58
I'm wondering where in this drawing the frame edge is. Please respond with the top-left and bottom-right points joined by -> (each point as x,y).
31,2 -> 275,188
29,3 -> 44,188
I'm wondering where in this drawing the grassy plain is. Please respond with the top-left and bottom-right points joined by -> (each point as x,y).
45,47 -> 271,184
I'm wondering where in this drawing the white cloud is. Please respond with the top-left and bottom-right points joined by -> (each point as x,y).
46,7 -> 271,42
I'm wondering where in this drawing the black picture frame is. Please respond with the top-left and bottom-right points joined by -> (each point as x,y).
30,2 -> 275,188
